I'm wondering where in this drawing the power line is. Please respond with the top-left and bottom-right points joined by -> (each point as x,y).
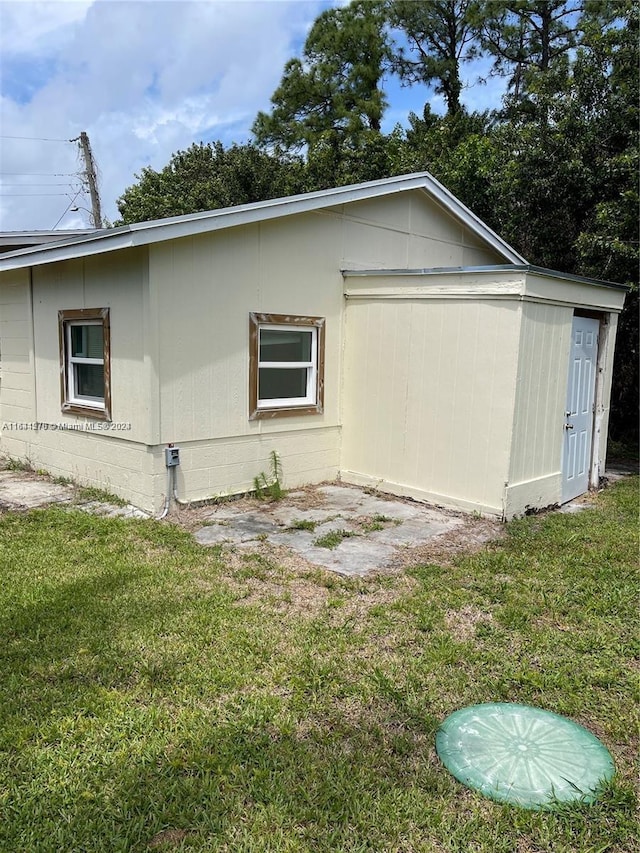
0,183 -> 79,187
52,189 -> 84,230
0,134 -> 74,142
0,193 -> 72,197
0,172 -> 78,177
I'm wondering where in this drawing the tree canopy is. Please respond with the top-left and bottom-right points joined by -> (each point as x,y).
117,142 -> 302,224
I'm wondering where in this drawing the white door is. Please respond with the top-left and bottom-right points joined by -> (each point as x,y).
562,316 -> 599,503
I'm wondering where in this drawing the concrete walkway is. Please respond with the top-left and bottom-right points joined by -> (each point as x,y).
0,463 -> 498,576
0,469 -> 73,510
0,468 -> 147,518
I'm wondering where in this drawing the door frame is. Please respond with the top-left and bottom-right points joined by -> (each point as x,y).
567,309 -> 612,496
589,312 -> 615,490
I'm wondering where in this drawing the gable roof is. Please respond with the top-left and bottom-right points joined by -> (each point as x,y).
0,230 -> 96,254
0,172 -> 527,272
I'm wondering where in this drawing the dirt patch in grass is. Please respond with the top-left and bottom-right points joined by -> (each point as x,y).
279,482 -> 334,509
393,515 -> 504,568
444,604 -> 494,641
216,542 -> 332,617
179,487 -> 507,622
211,539 -> 423,622
148,827 -> 191,848
238,577 -> 331,617
172,482 -> 336,532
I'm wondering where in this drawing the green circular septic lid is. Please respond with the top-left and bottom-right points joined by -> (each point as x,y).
436,703 -> 614,809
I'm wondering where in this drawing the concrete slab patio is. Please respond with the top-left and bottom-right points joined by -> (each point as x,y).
194,484 -> 485,576
0,469 -> 73,510
0,465 -> 148,518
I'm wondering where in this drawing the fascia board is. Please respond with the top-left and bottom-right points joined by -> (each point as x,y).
343,265 -> 629,292
0,231 -> 137,271
344,270 -> 526,299
523,271 -> 627,311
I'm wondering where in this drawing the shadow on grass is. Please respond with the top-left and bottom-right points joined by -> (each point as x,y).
0,509 -> 233,723
1,497 -> 638,852
9,698 -> 635,853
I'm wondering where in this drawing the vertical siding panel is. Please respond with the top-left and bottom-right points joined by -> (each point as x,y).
462,302 -> 481,493
509,302 -> 574,487
539,307 -> 554,471
392,302 -> 411,463
342,295 -> 519,514
422,302 -> 444,490
369,303 -> 379,472
404,301 -> 425,479
443,305 -> 464,495
0,270 -> 35,459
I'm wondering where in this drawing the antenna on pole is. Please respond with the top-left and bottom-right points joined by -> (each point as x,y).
71,131 -> 103,228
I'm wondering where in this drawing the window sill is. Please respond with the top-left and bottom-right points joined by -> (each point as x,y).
61,402 -> 110,421
250,403 -> 324,420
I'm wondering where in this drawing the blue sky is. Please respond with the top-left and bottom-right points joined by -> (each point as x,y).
0,0 -> 505,230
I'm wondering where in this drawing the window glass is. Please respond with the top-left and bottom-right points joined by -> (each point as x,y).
260,329 -> 312,363
71,324 -> 103,358
259,367 -> 308,400
249,313 -> 324,419
74,364 -> 105,399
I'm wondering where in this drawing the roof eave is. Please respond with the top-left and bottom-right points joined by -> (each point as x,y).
0,228 -> 137,271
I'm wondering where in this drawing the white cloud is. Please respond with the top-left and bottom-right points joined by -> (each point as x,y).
0,0 -> 325,229
0,1 -> 93,58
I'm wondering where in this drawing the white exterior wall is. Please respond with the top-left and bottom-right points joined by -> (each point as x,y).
505,302 -> 573,514
0,269 -> 36,459
148,190 -> 503,509
1,192 -> 625,517
335,194 -> 502,269
30,249 -> 150,441
341,293 -> 522,515
342,270 -> 626,518
0,248 -> 157,510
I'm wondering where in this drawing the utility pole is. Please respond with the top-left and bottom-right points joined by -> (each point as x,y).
72,131 -> 103,228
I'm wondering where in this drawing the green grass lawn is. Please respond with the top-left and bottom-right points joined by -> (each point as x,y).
1,478 -> 637,852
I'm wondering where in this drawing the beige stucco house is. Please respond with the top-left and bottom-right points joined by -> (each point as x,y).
0,173 -> 627,517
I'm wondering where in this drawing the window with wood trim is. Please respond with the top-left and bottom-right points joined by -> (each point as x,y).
249,313 -> 325,419
59,308 -> 111,419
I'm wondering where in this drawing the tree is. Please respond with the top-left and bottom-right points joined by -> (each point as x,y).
475,1 -> 626,121
573,2 -> 638,283
573,3 -> 639,442
116,142 -> 302,224
388,106 -> 499,222
252,0 -> 391,162
476,0 -> 586,105
302,126 -> 406,193
475,2 -> 637,440
387,0 -> 480,116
